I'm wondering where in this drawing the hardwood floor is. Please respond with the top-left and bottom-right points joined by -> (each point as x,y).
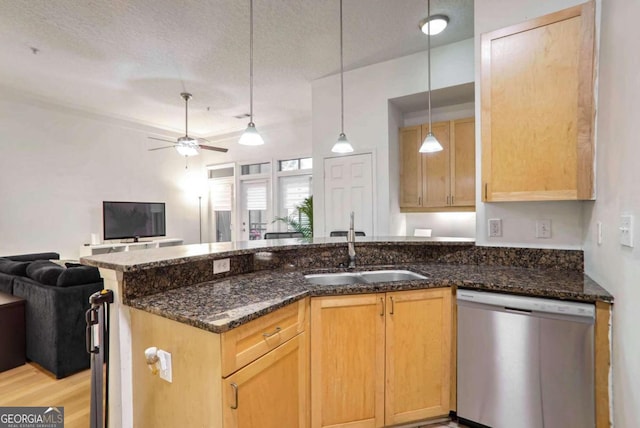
0,363 -> 464,428
0,363 -> 92,428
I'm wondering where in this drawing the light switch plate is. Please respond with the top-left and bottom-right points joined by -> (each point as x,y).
213,258 -> 230,274
620,215 -> 634,247
536,220 -> 552,239
488,219 -> 502,237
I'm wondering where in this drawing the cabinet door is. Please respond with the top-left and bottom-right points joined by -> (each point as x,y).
311,295 -> 385,428
399,126 -> 423,208
385,289 -> 452,425
421,122 -> 451,208
451,118 -> 476,207
481,2 -> 595,201
223,333 -> 309,428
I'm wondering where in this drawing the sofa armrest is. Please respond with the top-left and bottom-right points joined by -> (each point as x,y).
13,277 -> 103,378
4,252 -> 60,262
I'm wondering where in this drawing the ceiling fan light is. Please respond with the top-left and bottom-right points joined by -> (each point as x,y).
419,132 -> 443,153
331,133 -> 354,153
238,122 -> 265,146
419,15 -> 449,35
175,144 -> 199,157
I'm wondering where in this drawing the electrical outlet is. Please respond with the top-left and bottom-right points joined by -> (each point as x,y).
536,219 -> 552,239
213,258 -> 230,274
620,215 -> 634,247
488,218 -> 502,237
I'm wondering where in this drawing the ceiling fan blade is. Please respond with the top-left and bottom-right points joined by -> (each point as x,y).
148,136 -> 177,143
199,144 -> 229,153
148,145 -> 176,151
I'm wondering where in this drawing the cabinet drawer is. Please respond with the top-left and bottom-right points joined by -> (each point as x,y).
221,298 -> 308,377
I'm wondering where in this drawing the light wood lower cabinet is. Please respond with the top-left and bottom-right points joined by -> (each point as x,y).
310,289 -> 452,428
223,332 -> 308,428
130,299 -> 309,428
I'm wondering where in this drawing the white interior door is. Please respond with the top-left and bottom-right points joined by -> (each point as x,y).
323,153 -> 373,236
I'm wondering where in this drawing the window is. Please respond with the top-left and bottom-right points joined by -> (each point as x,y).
208,164 -> 235,243
241,162 -> 271,175
278,157 -> 312,172
241,179 -> 270,240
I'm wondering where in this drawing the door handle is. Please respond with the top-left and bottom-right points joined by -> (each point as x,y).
379,297 -> 384,317
262,326 -> 282,338
230,383 -> 239,409
389,296 -> 395,315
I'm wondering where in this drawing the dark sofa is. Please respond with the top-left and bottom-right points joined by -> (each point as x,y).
0,252 -> 103,378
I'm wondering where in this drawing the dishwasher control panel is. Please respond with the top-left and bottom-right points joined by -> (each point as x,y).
457,289 -> 595,319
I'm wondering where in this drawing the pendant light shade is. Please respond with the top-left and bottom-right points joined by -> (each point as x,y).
419,132 -> 442,153
331,0 -> 354,154
238,122 -> 263,146
239,0 -> 264,146
332,133 -> 352,153
419,0 -> 443,154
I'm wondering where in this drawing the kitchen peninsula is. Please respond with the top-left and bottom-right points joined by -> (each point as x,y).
81,237 -> 613,428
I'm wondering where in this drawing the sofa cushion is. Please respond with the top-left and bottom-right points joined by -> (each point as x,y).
57,265 -> 101,287
0,258 -> 31,276
26,261 -> 64,286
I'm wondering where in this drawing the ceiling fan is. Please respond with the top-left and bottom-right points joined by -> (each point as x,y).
148,92 -> 228,157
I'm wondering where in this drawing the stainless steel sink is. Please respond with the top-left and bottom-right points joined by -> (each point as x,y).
303,272 -> 362,286
304,270 -> 427,286
359,270 -> 427,283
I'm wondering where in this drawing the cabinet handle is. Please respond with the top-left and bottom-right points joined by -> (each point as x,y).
389,296 -> 395,315
230,383 -> 239,409
451,195 -> 455,205
262,326 -> 282,338
485,183 -> 488,200
379,297 -> 384,317
418,196 -> 422,206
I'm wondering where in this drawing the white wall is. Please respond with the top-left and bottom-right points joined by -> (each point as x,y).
582,0 -> 640,426
312,38 -> 475,237
0,90 -> 206,259
0,88 -> 313,258
474,0 -> 589,249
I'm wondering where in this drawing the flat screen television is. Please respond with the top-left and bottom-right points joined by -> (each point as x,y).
103,201 -> 166,241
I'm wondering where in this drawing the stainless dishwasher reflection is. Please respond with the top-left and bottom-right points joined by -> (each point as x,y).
457,290 -> 595,428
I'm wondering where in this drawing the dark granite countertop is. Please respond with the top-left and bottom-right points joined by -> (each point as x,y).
127,263 -> 613,334
81,237 -> 475,272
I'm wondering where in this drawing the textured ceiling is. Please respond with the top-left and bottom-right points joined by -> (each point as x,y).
0,0 -> 473,137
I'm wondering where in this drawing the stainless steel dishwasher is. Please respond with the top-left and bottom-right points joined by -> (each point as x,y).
457,290 -> 595,428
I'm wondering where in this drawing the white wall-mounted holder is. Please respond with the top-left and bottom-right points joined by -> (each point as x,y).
144,346 -> 173,383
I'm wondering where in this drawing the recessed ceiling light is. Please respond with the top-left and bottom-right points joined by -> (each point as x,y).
418,15 -> 449,35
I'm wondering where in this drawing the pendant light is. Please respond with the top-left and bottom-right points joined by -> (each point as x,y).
331,0 -> 354,154
239,0 -> 265,146
419,0 -> 444,153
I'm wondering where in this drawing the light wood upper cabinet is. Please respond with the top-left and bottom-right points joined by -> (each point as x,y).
451,118 -> 476,207
481,1 -> 595,202
400,118 -> 475,211
310,289 -> 452,428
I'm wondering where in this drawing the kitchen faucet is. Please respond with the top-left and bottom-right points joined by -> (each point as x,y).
347,211 -> 356,268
